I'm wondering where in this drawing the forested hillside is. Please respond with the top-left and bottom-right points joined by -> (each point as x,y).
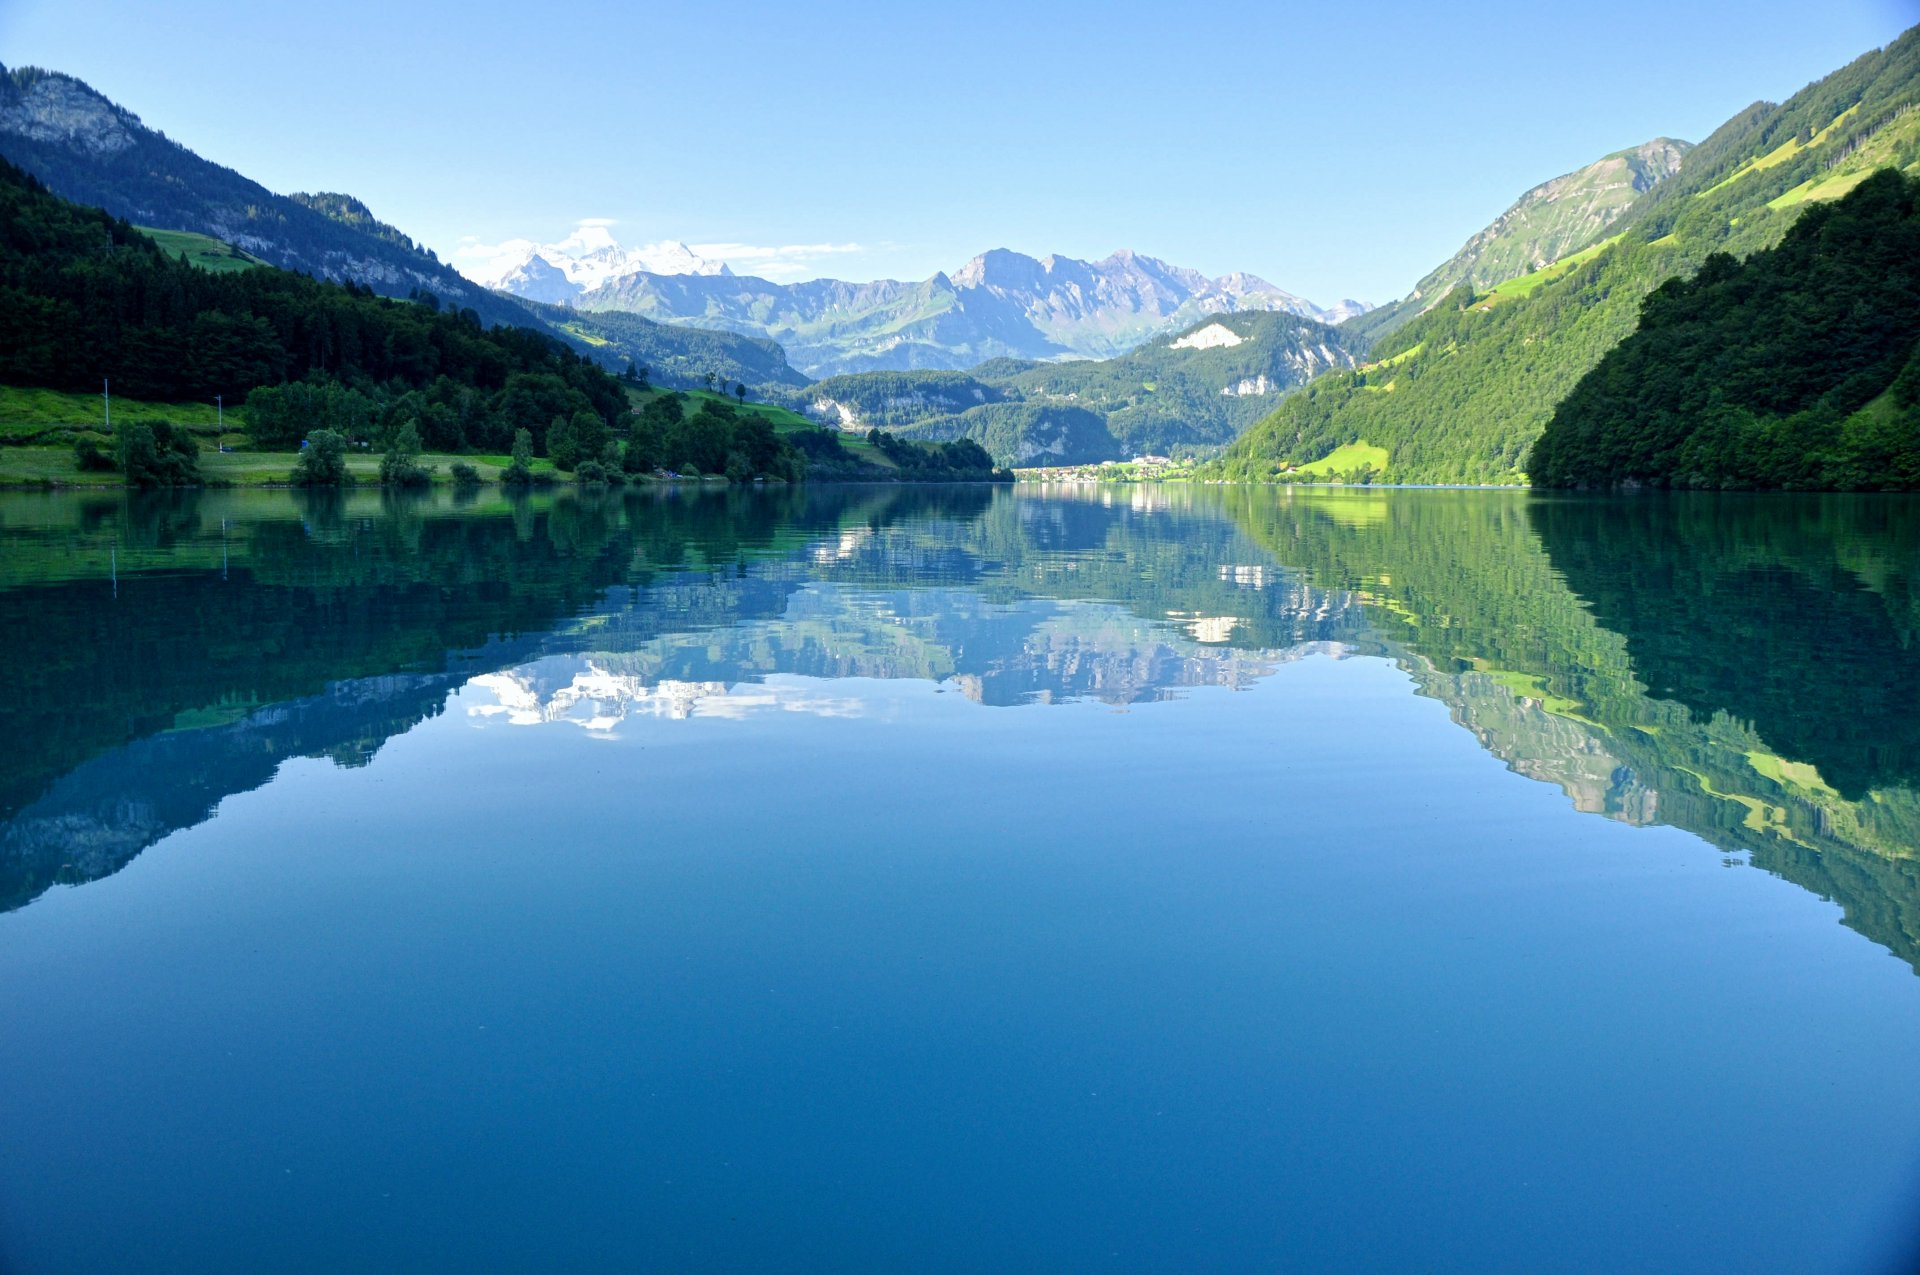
520,301 -> 812,392
777,312 -> 1358,464
1211,27 -> 1920,484
0,158 -> 624,446
1529,171 -> 1920,488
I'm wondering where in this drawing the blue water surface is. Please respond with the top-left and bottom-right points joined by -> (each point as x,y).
1,485 -> 1916,1273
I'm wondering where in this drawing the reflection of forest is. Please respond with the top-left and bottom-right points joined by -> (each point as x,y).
1213,486 -> 1920,970
2,486 -> 1916,973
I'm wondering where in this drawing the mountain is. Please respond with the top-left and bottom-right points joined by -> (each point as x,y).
563,247 -> 1368,377
516,300 -> 811,390
472,225 -> 731,304
1529,170 -> 1920,489
785,310 -> 1361,462
1209,26 -> 1920,485
1347,137 -> 1691,343
0,64 -> 536,332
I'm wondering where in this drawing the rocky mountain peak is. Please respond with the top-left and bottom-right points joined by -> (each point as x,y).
0,66 -> 139,157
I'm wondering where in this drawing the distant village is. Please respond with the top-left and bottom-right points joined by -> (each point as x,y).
1016,454 -> 1197,483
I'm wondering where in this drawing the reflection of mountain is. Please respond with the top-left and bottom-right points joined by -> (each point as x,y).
3,484 -> 1917,975
467,588 -> 1345,726
1528,497 -> 1920,799
0,673 -> 465,911
1215,487 -> 1920,969
0,486 -> 1366,911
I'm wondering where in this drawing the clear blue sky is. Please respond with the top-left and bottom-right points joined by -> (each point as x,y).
3,0 -> 1916,303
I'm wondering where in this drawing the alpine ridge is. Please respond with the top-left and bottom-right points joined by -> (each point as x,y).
547,245 -> 1368,377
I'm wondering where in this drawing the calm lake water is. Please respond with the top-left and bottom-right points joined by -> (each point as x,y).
1,483 -> 1917,1273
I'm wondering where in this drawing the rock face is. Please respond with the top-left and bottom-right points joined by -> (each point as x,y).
557,246 -> 1369,378
0,68 -> 137,155
0,63 -> 542,332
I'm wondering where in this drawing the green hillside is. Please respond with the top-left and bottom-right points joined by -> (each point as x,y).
1529,171 -> 1920,489
1212,28 -> 1920,485
519,300 -> 812,392
780,311 -> 1361,465
1348,138 -> 1690,343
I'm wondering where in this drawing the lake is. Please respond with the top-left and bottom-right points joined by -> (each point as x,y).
1,483 -> 1917,1273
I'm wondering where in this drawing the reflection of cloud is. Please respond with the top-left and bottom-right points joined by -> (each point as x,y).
1164,612 -> 1241,644
464,665 -> 870,730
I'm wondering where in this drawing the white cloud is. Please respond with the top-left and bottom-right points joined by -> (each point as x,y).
451,235 -> 540,285
689,241 -> 866,279
449,225 -> 875,287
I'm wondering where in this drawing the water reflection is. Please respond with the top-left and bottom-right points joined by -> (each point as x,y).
1,485 -> 1915,969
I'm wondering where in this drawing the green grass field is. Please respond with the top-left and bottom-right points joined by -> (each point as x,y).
0,385 -> 232,443
0,445 -> 576,488
1480,236 -> 1621,306
2,382 -> 906,485
138,226 -> 269,274
1293,441 -> 1389,477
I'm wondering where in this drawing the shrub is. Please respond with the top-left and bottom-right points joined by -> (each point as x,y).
73,434 -> 116,472
290,428 -> 350,486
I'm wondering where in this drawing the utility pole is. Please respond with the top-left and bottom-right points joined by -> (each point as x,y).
216,394 -> 223,447
103,378 -> 110,434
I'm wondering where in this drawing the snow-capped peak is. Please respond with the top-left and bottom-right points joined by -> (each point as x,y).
460,224 -> 731,303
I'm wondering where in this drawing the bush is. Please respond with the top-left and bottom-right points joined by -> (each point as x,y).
448,461 -> 481,487
290,428 -> 350,486
73,434 -> 116,472
574,459 -> 611,484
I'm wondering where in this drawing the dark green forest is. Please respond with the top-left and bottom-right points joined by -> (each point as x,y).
0,157 -> 624,440
1529,171 -> 1920,489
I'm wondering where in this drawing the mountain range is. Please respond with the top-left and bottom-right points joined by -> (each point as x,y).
555,245 -> 1370,378
474,225 -> 731,304
781,309 -> 1360,461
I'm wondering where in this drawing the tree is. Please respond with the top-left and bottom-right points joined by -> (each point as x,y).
734,381 -> 747,403
115,419 -> 200,487
547,413 -> 580,472
379,420 -> 431,487
501,427 -> 535,486
290,428 -> 349,486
